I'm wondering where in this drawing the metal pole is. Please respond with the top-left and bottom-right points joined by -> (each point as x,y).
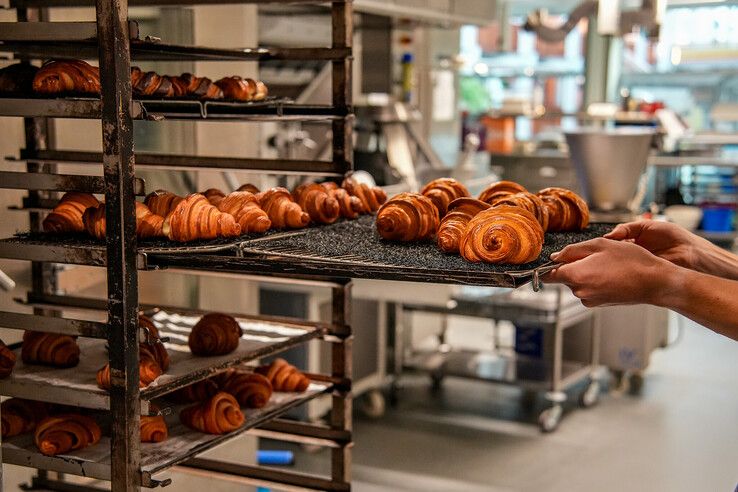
332,0 -> 353,175
95,0 -> 140,490
330,281 -> 352,487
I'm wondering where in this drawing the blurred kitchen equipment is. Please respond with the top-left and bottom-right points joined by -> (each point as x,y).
0,269 -> 15,292
663,205 -> 703,231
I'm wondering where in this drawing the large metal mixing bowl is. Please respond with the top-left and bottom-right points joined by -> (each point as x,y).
565,128 -> 654,211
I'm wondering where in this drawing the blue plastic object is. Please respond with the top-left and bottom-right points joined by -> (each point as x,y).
701,206 -> 735,232
257,450 -> 295,466
514,325 -> 544,358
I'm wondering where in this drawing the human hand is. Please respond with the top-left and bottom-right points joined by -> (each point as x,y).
544,237 -> 678,308
604,220 -> 706,270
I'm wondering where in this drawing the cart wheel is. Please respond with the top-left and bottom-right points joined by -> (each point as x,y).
628,372 -> 645,395
538,405 -> 562,433
360,390 -> 386,419
579,380 -> 601,408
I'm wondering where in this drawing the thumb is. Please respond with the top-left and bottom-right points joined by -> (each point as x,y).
605,221 -> 645,241
550,238 -> 607,263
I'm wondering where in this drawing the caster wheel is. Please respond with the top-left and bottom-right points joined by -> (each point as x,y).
579,380 -> 601,408
360,390 -> 386,419
538,405 -> 562,433
628,372 -> 645,395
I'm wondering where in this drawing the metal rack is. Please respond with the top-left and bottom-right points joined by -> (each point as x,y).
0,1 -> 353,491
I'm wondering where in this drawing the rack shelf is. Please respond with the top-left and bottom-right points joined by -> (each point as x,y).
0,309 -> 326,410
7,0 -> 342,6
2,382 -> 332,488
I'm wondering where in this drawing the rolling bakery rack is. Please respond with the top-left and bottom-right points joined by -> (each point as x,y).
0,0 -> 353,491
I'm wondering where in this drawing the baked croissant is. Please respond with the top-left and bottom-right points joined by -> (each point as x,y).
140,405 -> 168,443
202,188 -> 226,207
293,183 -> 341,225
96,349 -> 163,390
255,358 -> 310,393
189,312 -> 243,356
330,187 -> 362,219
163,194 -> 242,242
170,378 -> 219,403
421,178 -> 470,218
537,187 -> 590,232
342,177 -> 387,214
217,370 -> 273,409
144,190 -> 183,218
180,391 -> 245,435
138,315 -> 169,371
217,191 -> 271,234
256,188 -> 310,230
1,399 -> 49,438
22,331 -> 80,368
33,60 -> 101,95
459,206 -> 544,264
487,191 -> 549,231
376,192 -> 440,242
43,192 -> 100,234
82,202 -> 165,240
437,198 -> 491,253
478,181 -> 528,204
215,76 -> 267,102
34,414 -> 101,456
0,63 -> 39,94
170,73 -> 223,100
237,184 -> 260,194
0,338 -> 17,379
130,67 -> 174,97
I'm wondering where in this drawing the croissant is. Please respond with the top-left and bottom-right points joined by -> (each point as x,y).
0,338 -> 17,379
255,358 -> 310,393
170,73 -> 223,100
33,60 -> 101,95
138,314 -> 170,372
140,405 -> 168,443
163,194 -> 241,242
487,191 -> 549,231
0,63 -> 39,94
215,76 -> 267,102
437,198 -> 491,253
459,206 -> 544,264
96,349 -> 162,391
420,178 -> 470,218
537,187 -> 590,232
478,181 -> 528,204
34,414 -> 101,456
169,378 -> 219,403
144,190 -> 183,218
376,192 -> 440,242
237,184 -> 260,194
188,312 -> 243,356
202,188 -> 226,207
22,331 -> 79,368
82,202 -> 165,240
1,399 -> 49,438
130,67 -> 174,97
329,187 -> 362,219
293,183 -> 341,225
342,177 -> 387,214
217,370 -> 273,409
43,192 -> 100,234
180,392 -> 245,435
256,188 -> 310,230
217,191 -> 271,234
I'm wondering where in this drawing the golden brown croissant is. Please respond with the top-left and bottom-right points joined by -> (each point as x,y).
82,202 -> 165,240
256,188 -> 310,230
82,204 -> 106,240
130,67 -> 174,97
293,183 -> 341,225
22,331 -> 80,368
34,413 -> 101,456
170,378 -> 220,403
254,80 -> 269,101
170,73 -> 223,100
328,187 -> 362,219
255,358 -> 310,393
437,198 -> 491,253
96,349 -> 163,391
1,399 -> 49,438
487,191 -> 549,231
215,76 -> 268,102
33,60 -> 101,95
216,370 -> 273,409
0,338 -> 17,379
140,405 -> 168,443
188,312 -> 243,356
217,191 -> 271,234
180,391 -> 245,435
341,177 -> 387,214
459,206 -> 544,264
421,178 -> 470,218
43,192 -> 100,234
137,315 -> 169,371
537,187 -> 590,232
144,190 -> 184,218
163,194 -> 242,242
201,188 -> 226,207
478,181 -> 528,204
237,183 -> 260,194
376,192 -> 440,242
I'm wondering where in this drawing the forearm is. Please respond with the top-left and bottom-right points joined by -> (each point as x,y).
693,237 -> 738,281
654,266 -> 738,341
